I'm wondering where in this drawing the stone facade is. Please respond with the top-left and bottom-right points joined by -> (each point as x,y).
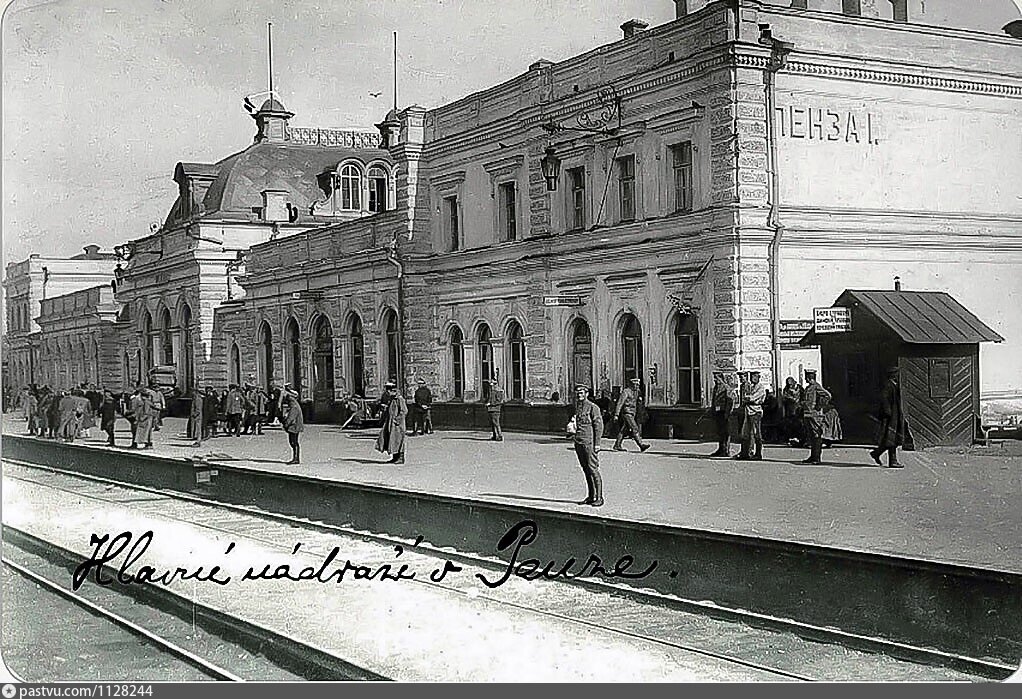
6,0 -> 1022,429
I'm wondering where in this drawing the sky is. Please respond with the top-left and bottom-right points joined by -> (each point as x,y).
2,0 -> 1020,264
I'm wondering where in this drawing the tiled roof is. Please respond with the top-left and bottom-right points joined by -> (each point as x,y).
827,290 -> 1004,344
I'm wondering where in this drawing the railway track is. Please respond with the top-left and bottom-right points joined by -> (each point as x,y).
2,556 -> 240,682
3,457 -> 1009,681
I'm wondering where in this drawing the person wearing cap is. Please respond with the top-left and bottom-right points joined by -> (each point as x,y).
735,371 -> 767,460
572,384 -> 604,507
412,378 -> 433,436
376,381 -> 408,463
613,377 -> 651,453
709,372 -> 735,457
224,384 -> 244,437
280,386 -> 304,464
801,369 -> 832,465
870,367 -> 905,468
485,379 -> 505,442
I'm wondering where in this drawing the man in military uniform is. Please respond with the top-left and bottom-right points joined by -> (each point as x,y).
709,372 -> 735,457
613,377 -> 651,452
735,371 -> 766,461
572,384 -> 604,507
801,369 -> 832,465
486,379 -> 505,441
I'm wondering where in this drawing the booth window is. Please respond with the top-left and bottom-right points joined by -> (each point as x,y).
929,359 -> 952,398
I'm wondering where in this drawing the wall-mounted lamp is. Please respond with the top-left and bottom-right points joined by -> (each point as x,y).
540,146 -> 561,192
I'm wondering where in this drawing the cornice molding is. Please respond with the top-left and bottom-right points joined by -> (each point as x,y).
735,53 -> 1022,99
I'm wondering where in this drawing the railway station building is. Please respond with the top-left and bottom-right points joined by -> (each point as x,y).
6,0 -> 1021,436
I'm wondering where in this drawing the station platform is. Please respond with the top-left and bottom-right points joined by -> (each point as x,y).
2,415 -> 1019,573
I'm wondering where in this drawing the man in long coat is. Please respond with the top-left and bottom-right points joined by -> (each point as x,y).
132,389 -> 155,449
99,390 -> 119,447
375,381 -> 407,464
708,372 -> 735,457
58,390 -> 80,442
280,387 -> 304,464
189,386 -> 204,446
870,367 -> 906,468
801,369 -> 832,465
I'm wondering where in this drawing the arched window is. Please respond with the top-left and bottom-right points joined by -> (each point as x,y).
181,304 -> 194,391
284,318 -> 301,394
312,315 -> 334,402
348,314 -> 364,396
383,309 -> 401,384
450,326 -> 464,399
159,307 -> 174,366
123,352 -> 131,392
477,324 -> 493,401
570,318 -> 593,395
229,342 -> 241,386
620,313 -> 643,385
674,313 -> 701,405
368,166 -> 388,213
258,321 -> 273,392
141,309 -> 154,373
339,163 -> 362,211
506,320 -> 526,401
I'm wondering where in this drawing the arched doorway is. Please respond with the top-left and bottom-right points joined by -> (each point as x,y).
477,324 -> 493,401
620,313 -> 643,385
257,321 -> 273,392
141,309 -> 154,375
284,318 -> 301,395
181,304 -> 194,392
159,307 -> 174,366
673,313 -> 701,405
570,318 -> 593,395
348,314 -> 365,397
450,326 -> 464,400
229,342 -> 241,386
312,315 -> 335,409
383,309 -> 400,385
506,320 -> 526,401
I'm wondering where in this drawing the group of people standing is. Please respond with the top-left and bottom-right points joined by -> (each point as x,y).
189,382 -> 305,463
709,369 -> 839,464
16,383 -> 166,449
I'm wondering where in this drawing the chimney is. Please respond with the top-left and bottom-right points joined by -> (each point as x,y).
894,276 -> 902,291
790,0 -> 808,9
889,0 -> 908,22
82,245 -> 101,259
621,19 -> 649,38
1005,20 -> 1022,39
674,0 -> 688,17
841,0 -> 879,17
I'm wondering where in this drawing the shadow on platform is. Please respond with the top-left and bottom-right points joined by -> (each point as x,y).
478,493 -> 579,505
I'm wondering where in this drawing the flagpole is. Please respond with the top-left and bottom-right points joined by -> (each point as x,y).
268,22 -> 274,100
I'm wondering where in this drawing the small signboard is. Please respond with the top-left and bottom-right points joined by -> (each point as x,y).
780,319 -> 816,349
814,307 -> 852,334
543,295 -> 584,307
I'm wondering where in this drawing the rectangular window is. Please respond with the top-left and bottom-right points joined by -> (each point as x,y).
444,196 -> 460,251
671,141 -> 693,213
498,182 -> 517,242
617,155 -> 635,222
567,167 -> 586,231
929,359 -> 952,399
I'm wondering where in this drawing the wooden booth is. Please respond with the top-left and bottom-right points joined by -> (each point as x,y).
801,289 -> 1003,448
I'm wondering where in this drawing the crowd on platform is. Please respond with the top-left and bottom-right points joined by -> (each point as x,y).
7,365 -> 907,506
